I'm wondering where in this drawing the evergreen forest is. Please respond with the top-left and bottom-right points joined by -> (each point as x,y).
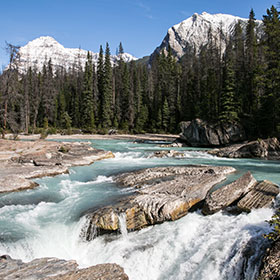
0,6 -> 280,138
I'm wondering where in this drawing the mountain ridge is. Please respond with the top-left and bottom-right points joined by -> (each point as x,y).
15,36 -> 137,73
13,12 -> 264,72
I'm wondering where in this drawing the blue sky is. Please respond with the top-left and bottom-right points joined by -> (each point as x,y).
0,0 -> 277,67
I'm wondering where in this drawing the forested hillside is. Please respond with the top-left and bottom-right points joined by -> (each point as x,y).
0,6 -> 279,138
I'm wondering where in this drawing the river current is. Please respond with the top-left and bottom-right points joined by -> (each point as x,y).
0,139 -> 279,280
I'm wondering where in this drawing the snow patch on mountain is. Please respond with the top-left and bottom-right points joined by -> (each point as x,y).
154,12 -> 263,59
16,36 -> 137,73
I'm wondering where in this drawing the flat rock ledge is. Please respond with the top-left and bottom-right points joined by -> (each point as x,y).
0,255 -> 128,280
0,139 -> 114,193
202,173 -> 279,215
208,137 -> 280,160
82,166 -> 236,240
258,239 -> 280,280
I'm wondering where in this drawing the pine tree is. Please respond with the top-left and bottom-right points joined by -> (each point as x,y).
81,52 -> 95,131
97,45 -> 104,126
101,42 -> 113,128
219,44 -> 239,124
259,6 -> 280,136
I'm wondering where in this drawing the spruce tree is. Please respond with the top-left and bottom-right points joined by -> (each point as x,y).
259,6 -> 280,136
81,52 -> 95,131
101,42 -> 113,128
219,44 -> 239,124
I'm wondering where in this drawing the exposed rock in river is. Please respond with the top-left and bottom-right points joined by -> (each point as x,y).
202,172 -> 257,215
180,118 -> 246,147
208,137 -> 280,160
0,139 -> 114,193
83,166 -> 236,240
203,173 -> 279,215
150,150 -> 185,158
237,181 -> 280,212
0,255 -> 128,280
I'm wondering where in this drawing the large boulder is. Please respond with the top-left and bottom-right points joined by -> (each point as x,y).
180,118 -> 246,147
209,138 -> 280,160
202,172 -> 257,215
83,166 -> 236,240
0,255 -> 128,280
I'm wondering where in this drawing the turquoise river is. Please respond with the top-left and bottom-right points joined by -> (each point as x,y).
0,139 -> 279,280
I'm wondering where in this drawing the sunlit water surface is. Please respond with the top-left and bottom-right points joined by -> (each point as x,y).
0,139 -> 279,280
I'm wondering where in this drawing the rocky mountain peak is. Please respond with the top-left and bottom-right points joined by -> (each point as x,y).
153,12 -> 263,59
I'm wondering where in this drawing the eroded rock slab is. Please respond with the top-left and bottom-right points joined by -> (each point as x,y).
237,181 -> 279,212
0,255 -> 128,280
208,137 -> 280,160
202,171 -> 257,215
83,166 -> 236,240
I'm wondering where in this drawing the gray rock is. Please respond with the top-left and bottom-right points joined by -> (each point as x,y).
0,255 -> 128,280
83,166 -> 236,240
208,138 -> 280,160
237,181 -> 279,212
258,239 -> 280,280
180,118 -> 246,147
202,172 -> 257,215
150,150 -> 185,158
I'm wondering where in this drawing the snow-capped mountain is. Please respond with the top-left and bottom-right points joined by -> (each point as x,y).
15,36 -> 137,73
153,12 -> 263,59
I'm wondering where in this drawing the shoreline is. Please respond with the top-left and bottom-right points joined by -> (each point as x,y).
5,133 -> 179,142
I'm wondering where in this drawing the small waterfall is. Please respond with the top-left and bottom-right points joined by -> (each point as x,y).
80,216 -> 97,241
118,212 -> 128,238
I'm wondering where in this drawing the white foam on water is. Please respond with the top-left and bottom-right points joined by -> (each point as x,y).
113,151 -> 145,160
0,201 -> 275,280
59,176 -> 113,196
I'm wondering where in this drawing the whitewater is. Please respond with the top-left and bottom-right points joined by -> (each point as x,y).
0,139 -> 279,280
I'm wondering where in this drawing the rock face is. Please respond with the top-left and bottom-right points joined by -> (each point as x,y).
83,166 -> 236,240
258,239 -> 280,280
180,119 -> 246,147
237,181 -> 280,212
202,172 -> 257,215
0,139 -> 114,193
208,137 -> 280,159
0,255 -> 128,280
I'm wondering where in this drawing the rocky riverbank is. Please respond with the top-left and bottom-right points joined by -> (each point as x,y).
0,255 -> 128,280
208,137 -> 280,160
0,139 -> 114,193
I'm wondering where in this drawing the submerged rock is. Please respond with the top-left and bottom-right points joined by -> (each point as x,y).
179,118 -> 246,147
202,172 -> 257,215
208,137 -> 280,160
237,181 -> 280,212
0,255 -> 129,280
83,166 -> 236,240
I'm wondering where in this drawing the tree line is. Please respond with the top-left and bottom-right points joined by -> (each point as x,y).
0,5 -> 279,138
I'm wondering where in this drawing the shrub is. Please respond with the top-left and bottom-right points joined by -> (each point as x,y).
264,209 -> 280,241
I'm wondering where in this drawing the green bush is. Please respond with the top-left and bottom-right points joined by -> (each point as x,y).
264,209 -> 280,241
